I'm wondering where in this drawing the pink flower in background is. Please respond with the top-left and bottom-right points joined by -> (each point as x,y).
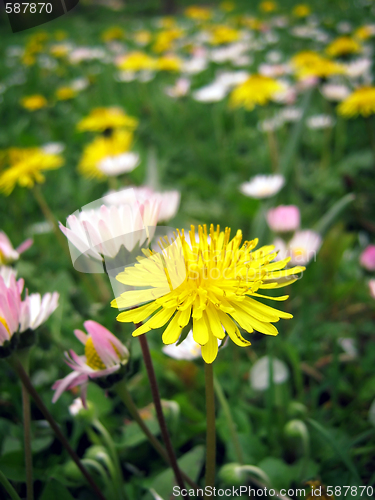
369,279 -> 375,299
0,231 -> 33,265
52,320 -> 129,406
274,229 -> 322,265
0,274 -> 24,347
267,205 -> 300,232
360,245 -> 375,271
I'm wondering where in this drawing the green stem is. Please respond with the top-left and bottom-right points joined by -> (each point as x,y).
21,353 -> 34,500
365,116 -> 375,166
9,358 -> 107,500
92,419 -> 124,499
138,335 -> 187,493
213,376 -> 243,464
204,363 -> 216,495
32,185 -> 70,259
0,470 -> 22,500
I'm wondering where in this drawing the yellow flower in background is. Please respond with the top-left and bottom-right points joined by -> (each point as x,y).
54,30 -> 68,41
337,87 -> 375,118
157,55 -> 182,72
354,25 -> 375,41
159,17 -> 177,29
0,148 -> 63,195
133,30 -> 152,46
220,1 -> 235,12
113,225 -> 304,364
56,87 -> 77,100
326,36 -> 362,57
230,75 -> 284,111
259,1 -> 277,13
152,29 -> 184,53
50,44 -> 70,58
117,51 -> 157,72
241,16 -> 264,30
21,32 -> 48,65
20,95 -> 48,111
184,6 -> 212,21
291,51 -> 345,78
77,107 -> 138,133
78,129 -> 134,179
101,26 -> 125,43
210,25 -> 240,45
292,4 -> 311,17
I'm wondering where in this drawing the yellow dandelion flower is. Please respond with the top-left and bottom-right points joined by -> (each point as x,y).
0,148 -> 63,195
291,51 -> 345,79
20,95 -> 48,111
77,107 -> 138,133
56,87 -> 77,100
210,25 -> 240,45
337,86 -> 375,118
152,29 -> 184,53
113,225 -> 304,364
184,6 -> 212,21
50,44 -> 70,58
326,36 -> 362,57
292,4 -> 311,17
259,1 -> 277,13
116,51 -> 157,72
230,75 -> 284,111
133,30 -> 152,46
354,25 -> 375,41
78,129 -> 134,179
101,26 -> 125,43
241,16 -> 264,30
156,55 -> 182,72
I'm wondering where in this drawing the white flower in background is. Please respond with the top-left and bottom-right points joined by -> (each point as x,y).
182,57 -> 208,74
138,71 -> 156,83
165,78 -> 191,98
279,106 -> 303,122
344,58 -> 372,79
29,221 -> 53,235
320,83 -> 350,101
369,279 -> 375,299
192,83 -> 227,102
20,292 -> 59,332
258,116 -> 283,132
105,186 -> 180,222
250,356 -> 289,391
97,152 -> 140,176
273,81 -> 297,104
71,77 -> 90,91
42,142 -> 65,155
306,114 -> 335,129
232,55 -> 253,67
337,338 -> 358,357
259,63 -> 292,77
215,70 -> 249,89
116,71 -> 138,82
59,196 -> 161,261
240,174 -> 285,199
337,21 -> 352,33
162,330 -> 202,360
69,398 -> 85,416
69,47 -> 107,64
266,50 -> 283,64
274,230 -> 322,266
210,42 -> 249,63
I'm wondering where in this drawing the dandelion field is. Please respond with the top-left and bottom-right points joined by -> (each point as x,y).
0,1 -> 375,499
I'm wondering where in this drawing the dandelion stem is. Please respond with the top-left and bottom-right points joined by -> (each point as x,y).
114,380 -> 201,493
138,335 -> 187,494
19,351 -> 34,500
213,376 -> 243,464
9,358 -> 107,500
0,470 -> 21,500
204,362 -> 216,495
